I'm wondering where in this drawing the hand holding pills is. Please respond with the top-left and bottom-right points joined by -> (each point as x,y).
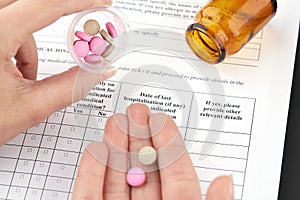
73,104 -> 233,200
0,0 -> 115,145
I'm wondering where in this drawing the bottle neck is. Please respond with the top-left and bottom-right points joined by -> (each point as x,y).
185,23 -> 226,64
271,0 -> 277,13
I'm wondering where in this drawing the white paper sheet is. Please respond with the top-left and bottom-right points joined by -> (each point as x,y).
0,0 -> 299,199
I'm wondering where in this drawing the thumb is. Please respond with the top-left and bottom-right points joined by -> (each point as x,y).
0,65 -> 116,145
206,176 -> 234,200
34,66 -> 116,112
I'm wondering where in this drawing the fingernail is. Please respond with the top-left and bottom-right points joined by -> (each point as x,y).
105,66 -> 116,72
104,66 -> 118,76
93,0 -> 112,5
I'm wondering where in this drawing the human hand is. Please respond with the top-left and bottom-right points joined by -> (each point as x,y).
73,104 -> 233,200
0,0 -> 115,145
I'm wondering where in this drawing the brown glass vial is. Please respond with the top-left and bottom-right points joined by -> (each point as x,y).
185,0 -> 277,64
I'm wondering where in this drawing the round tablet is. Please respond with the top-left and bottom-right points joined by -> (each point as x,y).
126,167 -> 146,187
89,36 -> 107,55
99,29 -> 113,44
84,19 -> 100,36
84,54 -> 102,64
73,40 -> 89,58
101,44 -> 115,58
105,22 -> 118,38
138,146 -> 157,165
75,31 -> 91,42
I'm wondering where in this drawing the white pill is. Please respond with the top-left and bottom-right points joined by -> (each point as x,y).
138,146 -> 157,165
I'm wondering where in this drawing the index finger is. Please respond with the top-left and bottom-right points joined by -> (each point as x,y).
149,113 -> 202,200
0,0 -> 110,56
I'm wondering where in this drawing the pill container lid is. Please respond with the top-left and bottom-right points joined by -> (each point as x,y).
67,5 -> 130,74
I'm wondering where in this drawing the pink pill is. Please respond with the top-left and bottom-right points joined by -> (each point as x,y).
84,54 -> 102,63
73,40 -> 89,58
126,167 -> 146,187
89,36 -> 107,55
75,31 -> 91,42
105,22 -> 118,38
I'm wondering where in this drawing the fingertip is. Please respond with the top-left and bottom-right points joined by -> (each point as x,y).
127,103 -> 150,110
126,103 -> 151,139
206,175 -> 234,200
126,103 -> 150,125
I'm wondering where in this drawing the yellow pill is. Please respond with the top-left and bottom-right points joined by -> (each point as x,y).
138,146 -> 157,165
84,19 -> 100,36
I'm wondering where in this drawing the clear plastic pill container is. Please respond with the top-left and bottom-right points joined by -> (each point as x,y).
67,5 -> 130,73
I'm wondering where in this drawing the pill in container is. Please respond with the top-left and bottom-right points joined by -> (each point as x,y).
67,5 -> 130,73
185,0 -> 277,64
84,19 -> 101,36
